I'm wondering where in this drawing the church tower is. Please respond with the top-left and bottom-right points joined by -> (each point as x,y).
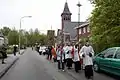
61,2 -> 72,30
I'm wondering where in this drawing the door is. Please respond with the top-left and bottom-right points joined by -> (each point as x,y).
110,48 -> 120,76
99,48 -> 116,72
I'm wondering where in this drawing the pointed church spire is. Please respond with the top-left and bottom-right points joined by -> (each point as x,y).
62,2 -> 71,15
61,1 -> 72,22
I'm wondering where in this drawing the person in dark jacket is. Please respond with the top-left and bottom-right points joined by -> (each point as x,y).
0,44 -> 7,64
13,45 -> 17,56
32,46 -> 33,50
47,46 -> 52,60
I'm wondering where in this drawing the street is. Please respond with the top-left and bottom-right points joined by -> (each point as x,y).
0,48 -> 119,80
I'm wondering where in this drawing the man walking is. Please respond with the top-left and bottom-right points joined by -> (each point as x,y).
80,41 -> 94,80
73,44 -> 81,73
0,44 -> 7,64
64,43 -> 73,69
13,45 -> 17,56
47,46 -> 52,60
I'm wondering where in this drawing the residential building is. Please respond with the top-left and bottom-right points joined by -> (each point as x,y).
75,22 -> 90,40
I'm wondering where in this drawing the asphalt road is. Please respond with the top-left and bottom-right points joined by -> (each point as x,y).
0,48 -> 120,80
0,48 -> 77,80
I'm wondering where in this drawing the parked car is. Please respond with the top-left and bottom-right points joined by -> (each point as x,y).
93,47 -> 120,76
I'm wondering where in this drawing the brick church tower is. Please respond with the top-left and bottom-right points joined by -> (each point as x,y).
61,2 -> 72,31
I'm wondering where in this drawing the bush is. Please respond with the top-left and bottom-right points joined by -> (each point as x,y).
7,49 -> 13,54
6,46 -> 14,54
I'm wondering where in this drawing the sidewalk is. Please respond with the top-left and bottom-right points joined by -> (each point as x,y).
0,50 -> 25,78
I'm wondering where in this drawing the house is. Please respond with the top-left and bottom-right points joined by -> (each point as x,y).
75,22 -> 90,41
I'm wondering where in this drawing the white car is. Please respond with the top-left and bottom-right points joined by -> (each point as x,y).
39,46 -> 46,55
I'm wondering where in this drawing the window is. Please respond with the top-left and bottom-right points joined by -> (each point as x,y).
97,53 -> 104,57
114,49 -> 120,59
87,26 -> 90,32
83,27 -> 86,33
97,50 -> 108,57
79,29 -> 81,34
104,48 -> 116,58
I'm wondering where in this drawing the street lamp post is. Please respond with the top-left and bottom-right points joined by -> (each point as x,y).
19,16 -> 32,54
77,1 -> 82,42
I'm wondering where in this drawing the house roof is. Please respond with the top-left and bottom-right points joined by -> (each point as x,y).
74,22 -> 89,29
63,21 -> 85,40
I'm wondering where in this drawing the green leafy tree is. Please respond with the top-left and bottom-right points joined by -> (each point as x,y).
89,0 -> 120,53
25,28 -> 48,46
2,27 -> 48,46
7,29 -> 19,45
0,27 -> 11,36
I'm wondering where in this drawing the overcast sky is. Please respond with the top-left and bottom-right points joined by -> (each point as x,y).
0,0 -> 94,34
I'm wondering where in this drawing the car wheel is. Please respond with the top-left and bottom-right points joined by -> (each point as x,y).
93,63 -> 100,72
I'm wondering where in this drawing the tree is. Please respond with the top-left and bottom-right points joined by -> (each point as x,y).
19,29 -> 26,46
25,28 -> 48,46
0,27 -> 11,36
39,34 -> 47,45
89,0 -> 120,53
1,27 -> 48,46
7,29 -> 19,45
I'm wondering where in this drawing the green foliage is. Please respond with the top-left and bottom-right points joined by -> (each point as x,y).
7,46 -> 14,54
7,29 -> 19,45
0,27 -> 48,46
0,27 -> 11,36
26,28 -> 48,46
89,0 -> 120,53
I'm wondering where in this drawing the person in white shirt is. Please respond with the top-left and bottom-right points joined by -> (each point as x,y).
80,41 -> 94,80
64,44 -> 73,69
56,45 -> 65,71
73,44 -> 81,73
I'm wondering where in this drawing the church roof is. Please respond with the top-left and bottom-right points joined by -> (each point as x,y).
61,2 -> 72,15
63,21 -> 85,40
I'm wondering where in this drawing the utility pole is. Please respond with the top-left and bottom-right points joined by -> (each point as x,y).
77,1 -> 82,52
77,1 -> 82,42
19,16 -> 32,54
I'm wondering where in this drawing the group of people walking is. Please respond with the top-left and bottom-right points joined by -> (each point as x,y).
36,40 -> 94,80
56,41 -> 94,80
